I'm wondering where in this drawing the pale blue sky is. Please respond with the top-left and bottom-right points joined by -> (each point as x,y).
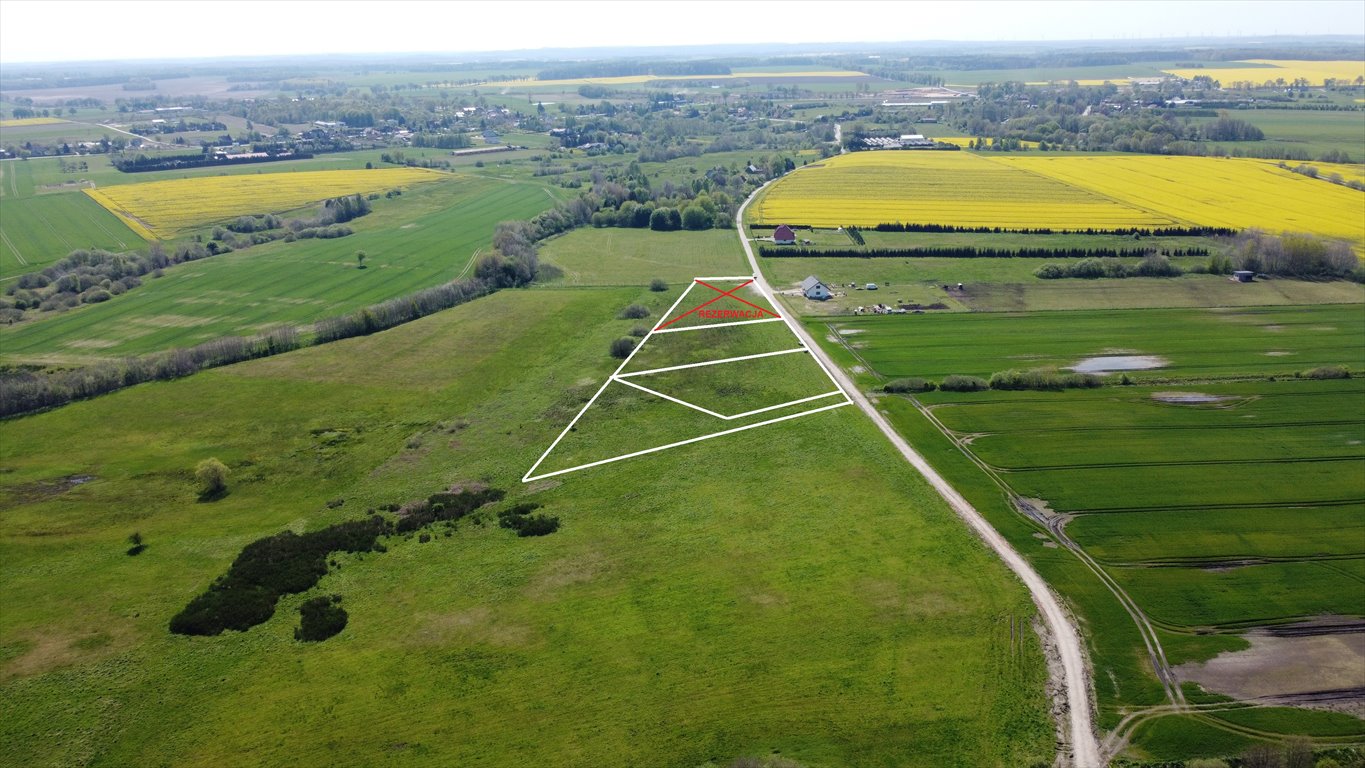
1,0 -> 1361,64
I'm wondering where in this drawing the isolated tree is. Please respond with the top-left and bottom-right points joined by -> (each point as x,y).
356,250 -> 367,269
649,278 -> 667,292
1241,744 -> 1283,768
195,458 -> 229,499
126,531 -> 146,556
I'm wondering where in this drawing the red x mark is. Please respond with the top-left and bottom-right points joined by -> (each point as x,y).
655,279 -> 781,330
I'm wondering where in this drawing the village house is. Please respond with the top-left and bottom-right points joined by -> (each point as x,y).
801,276 -> 833,301
773,224 -> 797,245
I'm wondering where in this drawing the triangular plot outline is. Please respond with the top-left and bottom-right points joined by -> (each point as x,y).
654,277 -> 782,331
522,276 -> 854,482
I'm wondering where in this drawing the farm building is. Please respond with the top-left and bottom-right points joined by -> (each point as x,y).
801,276 -> 833,301
1233,270 -> 1255,283
773,224 -> 797,245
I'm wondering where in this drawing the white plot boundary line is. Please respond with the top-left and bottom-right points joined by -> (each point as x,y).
614,377 -> 728,419
653,316 -> 785,334
619,377 -> 844,422
522,276 -> 856,483
525,401 -> 852,481
618,347 -> 807,379
521,280 -> 699,482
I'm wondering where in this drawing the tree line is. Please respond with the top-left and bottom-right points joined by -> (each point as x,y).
111,149 -> 311,173
869,223 -> 1238,237
1,215 -> 543,417
759,245 -> 1210,259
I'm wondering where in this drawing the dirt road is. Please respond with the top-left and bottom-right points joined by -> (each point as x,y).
734,179 -> 1102,767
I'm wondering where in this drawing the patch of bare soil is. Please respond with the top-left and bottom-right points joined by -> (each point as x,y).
408,607 -> 533,648
1175,623 -> 1365,714
1,474 -> 95,506
1263,351 -> 1295,356
1151,392 -> 1236,405
528,550 -> 605,597
2,628 -> 122,680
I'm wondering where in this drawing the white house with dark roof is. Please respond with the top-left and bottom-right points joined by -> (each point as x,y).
773,224 -> 797,245
801,276 -> 832,301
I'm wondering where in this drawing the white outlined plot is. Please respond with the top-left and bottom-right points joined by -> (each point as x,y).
523,276 -> 854,482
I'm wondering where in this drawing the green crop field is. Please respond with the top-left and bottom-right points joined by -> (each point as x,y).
0,283 -> 1052,767
802,298 -> 1365,757
1193,109 -> 1365,160
0,175 -> 558,363
816,304 -> 1365,380
0,191 -> 145,273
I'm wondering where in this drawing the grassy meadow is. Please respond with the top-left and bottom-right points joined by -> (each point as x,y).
0,284 -> 1054,767
539,228 -> 749,286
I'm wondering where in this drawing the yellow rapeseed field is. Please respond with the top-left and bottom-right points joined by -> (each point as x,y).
987,155 -> 1365,245
0,117 -> 68,128
1163,59 -> 1365,86
84,168 -> 442,238
752,151 -> 1174,229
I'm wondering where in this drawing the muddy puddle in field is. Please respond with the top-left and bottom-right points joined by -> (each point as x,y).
1175,620 -> 1365,715
1068,355 -> 1168,374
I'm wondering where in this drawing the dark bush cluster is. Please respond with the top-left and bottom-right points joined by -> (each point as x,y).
294,596 -> 348,642
618,303 -> 650,319
1,244 -> 214,322
498,503 -> 560,537
169,515 -> 390,636
609,337 -> 636,359
1233,230 -> 1360,279
1297,365 -> 1351,380
939,375 -> 990,392
890,369 -> 1103,393
1035,254 -> 1185,279
394,488 -> 507,534
226,214 -> 283,233
883,377 -> 937,393
323,194 -> 371,224
844,226 -> 866,245
473,220 -> 542,289
988,369 -> 1103,391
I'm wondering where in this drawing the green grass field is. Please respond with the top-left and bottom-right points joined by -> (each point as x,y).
0,175 -> 558,363
539,228 -> 749,286
0,285 -> 1053,767
813,304 -> 1365,381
